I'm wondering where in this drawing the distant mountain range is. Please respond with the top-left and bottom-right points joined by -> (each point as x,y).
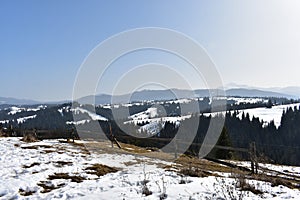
78,88 -> 297,105
0,97 -> 40,105
0,97 -> 69,106
1,86 -> 299,105
225,83 -> 300,97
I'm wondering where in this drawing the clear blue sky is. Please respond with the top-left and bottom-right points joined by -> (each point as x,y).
1,0 -> 300,101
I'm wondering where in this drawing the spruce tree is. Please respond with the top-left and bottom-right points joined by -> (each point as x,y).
214,127 -> 232,159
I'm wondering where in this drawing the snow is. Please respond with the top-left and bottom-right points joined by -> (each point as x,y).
236,103 -> 300,128
27,105 -> 47,112
138,121 -> 162,136
0,120 -> 9,124
71,107 -> 108,121
17,115 -> 37,124
126,107 -> 191,135
66,120 -> 91,125
58,106 -> 71,116
8,105 -> 47,115
8,106 -> 24,115
129,107 -> 158,121
203,103 -> 300,128
165,98 -> 193,104
227,97 -> 268,105
0,137 -> 299,199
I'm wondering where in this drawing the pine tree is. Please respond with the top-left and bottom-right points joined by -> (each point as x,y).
214,127 -> 232,159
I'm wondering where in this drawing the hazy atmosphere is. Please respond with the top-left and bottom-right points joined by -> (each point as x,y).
1,2 -> 300,199
1,0 -> 300,101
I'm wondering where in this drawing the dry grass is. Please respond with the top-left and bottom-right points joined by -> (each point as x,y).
21,145 -> 39,150
37,181 -> 65,193
19,188 -> 36,196
41,149 -> 56,154
23,162 -> 40,169
0,130 -> 10,137
175,155 -> 233,174
85,164 -> 118,177
53,161 -> 73,167
14,143 -> 20,147
21,145 -> 52,150
48,173 -> 86,183
21,133 -> 39,142
121,143 -> 151,154
269,177 -> 297,189
179,167 -> 214,178
241,184 -> 264,195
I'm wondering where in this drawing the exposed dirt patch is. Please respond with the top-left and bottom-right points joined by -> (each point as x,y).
179,167 -> 214,178
19,188 -> 36,196
270,177 -> 296,189
241,184 -> 264,195
48,173 -> 86,183
41,149 -> 56,154
37,181 -> 65,193
21,146 -> 39,150
21,133 -> 39,142
85,164 -> 118,177
21,145 -> 52,150
53,161 -> 73,167
175,155 -> 233,174
23,162 -> 40,168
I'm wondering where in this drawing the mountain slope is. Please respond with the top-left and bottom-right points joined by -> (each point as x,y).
77,88 -> 295,105
0,97 -> 40,105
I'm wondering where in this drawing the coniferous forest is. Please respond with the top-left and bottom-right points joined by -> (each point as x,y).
0,99 -> 300,166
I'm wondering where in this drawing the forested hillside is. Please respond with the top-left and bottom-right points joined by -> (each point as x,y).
0,98 -> 299,165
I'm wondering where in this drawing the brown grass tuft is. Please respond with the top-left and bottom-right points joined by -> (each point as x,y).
48,173 -> 85,183
23,162 -> 40,168
37,181 -> 65,193
85,163 -> 118,177
19,188 -> 36,196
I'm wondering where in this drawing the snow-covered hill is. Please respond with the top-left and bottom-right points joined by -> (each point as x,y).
204,103 -> 300,128
125,107 -> 191,135
0,137 -> 299,199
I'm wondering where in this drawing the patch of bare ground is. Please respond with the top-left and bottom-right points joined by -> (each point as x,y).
19,188 -> 36,196
242,184 -> 264,195
85,164 -> 118,177
175,155 -> 233,174
53,161 -> 73,167
121,143 -> 151,154
21,145 -> 52,150
0,130 -> 9,137
14,143 -> 20,147
48,173 -> 86,183
254,174 -> 300,190
179,167 -> 215,178
27,139 -> 299,191
23,162 -> 40,168
21,145 -> 39,150
68,142 -> 91,155
21,133 -> 39,142
41,149 -> 56,154
37,181 -> 65,193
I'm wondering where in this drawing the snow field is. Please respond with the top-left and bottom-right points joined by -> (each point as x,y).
0,137 -> 299,199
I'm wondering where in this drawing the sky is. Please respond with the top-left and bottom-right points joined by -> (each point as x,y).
1,0 -> 300,101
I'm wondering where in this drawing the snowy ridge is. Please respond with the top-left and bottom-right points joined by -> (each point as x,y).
129,107 -> 158,121
126,107 -> 191,135
7,105 -> 47,115
227,97 -> 268,105
203,103 -> 300,128
16,115 -> 37,124
71,107 -> 107,121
